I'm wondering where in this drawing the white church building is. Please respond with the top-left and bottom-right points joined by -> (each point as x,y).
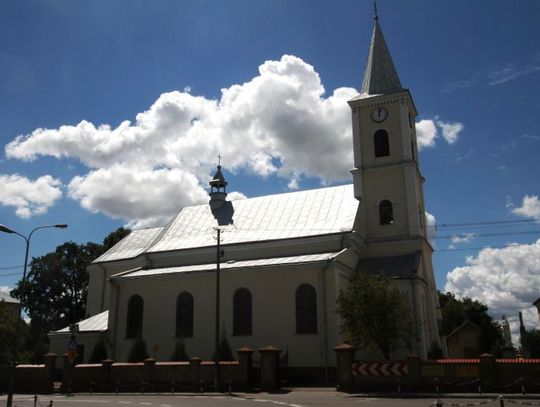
49,14 -> 445,369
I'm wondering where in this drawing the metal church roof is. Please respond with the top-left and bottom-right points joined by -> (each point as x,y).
114,252 -> 340,279
148,184 -> 357,253
93,227 -> 163,263
53,310 -> 109,334
94,184 -> 358,263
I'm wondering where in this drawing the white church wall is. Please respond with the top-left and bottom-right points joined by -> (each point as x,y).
86,258 -> 146,317
108,262 -> 342,367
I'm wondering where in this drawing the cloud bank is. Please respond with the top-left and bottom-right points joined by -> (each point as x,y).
4,55 -> 461,227
445,239 -> 540,340
0,174 -> 62,218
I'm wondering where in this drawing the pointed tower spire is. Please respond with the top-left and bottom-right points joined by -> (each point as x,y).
361,12 -> 403,95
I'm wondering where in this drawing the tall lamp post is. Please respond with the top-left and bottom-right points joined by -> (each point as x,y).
0,223 -> 68,407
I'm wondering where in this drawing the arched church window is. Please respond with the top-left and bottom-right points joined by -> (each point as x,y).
379,200 -> 394,225
296,284 -> 317,334
176,292 -> 194,337
374,129 -> 390,157
233,288 -> 252,336
126,295 -> 144,338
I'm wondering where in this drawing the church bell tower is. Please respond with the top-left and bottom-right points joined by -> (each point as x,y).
348,12 -> 427,243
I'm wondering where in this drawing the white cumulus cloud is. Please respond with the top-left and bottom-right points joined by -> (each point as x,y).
436,121 -> 463,145
0,174 -> 62,218
4,55 -> 461,227
451,233 -> 475,244
445,240 -> 540,334
416,119 -> 464,150
512,195 -> 540,220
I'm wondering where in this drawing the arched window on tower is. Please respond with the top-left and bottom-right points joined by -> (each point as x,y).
176,292 -> 194,337
295,284 -> 317,334
379,200 -> 394,225
233,288 -> 252,336
374,129 -> 390,157
126,295 -> 144,338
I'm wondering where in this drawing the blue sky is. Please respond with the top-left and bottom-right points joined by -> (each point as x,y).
1,0 -> 539,333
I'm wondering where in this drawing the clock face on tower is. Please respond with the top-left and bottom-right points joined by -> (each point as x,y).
371,107 -> 388,123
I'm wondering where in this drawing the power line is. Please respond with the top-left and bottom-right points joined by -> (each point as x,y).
0,265 -> 23,271
434,230 -> 540,240
429,218 -> 537,229
0,271 -> 23,278
435,241 -> 540,253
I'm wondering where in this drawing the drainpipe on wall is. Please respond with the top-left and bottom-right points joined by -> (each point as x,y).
319,259 -> 333,384
410,278 -> 422,357
109,277 -> 121,361
98,264 -> 107,313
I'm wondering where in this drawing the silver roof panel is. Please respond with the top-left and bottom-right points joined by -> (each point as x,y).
118,252 -> 339,279
54,310 -> 108,333
148,184 -> 357,253
93,227 -> 163,263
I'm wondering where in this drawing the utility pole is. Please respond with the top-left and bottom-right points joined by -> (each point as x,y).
214,227 -> 221,391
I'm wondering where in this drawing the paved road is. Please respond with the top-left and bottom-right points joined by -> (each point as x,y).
2,392 -> 539,407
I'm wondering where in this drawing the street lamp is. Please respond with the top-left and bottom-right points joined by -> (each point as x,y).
0,223 -> 68,407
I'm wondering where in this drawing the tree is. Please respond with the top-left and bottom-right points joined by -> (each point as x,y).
10,227 -> 130,357
13,241 -> 102,335
438,292 -> 505,355
337,273 -> 416,360
0,305 -> 22,365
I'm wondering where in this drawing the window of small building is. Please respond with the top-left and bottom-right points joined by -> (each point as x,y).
374,129 -> 390,157
295,284 -> 317,334
233,288 -> 252,336
176,292 -> 194,337
126,295 -> 144,339
379,200 -> 394,225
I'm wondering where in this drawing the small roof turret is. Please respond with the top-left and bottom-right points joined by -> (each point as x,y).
360,13 -> 403,95
209,165 -> 228,191
209,161 -> 228,210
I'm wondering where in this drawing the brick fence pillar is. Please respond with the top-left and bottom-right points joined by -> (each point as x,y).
143,358 -> 156,387
479,353 -> 496,386
43,353 -> 58,394
258,346 -> 281,392
406,355 -> 421,391
101,359 -> 114,390
237,347 -> 254,391
334,343 -> 355,392
189,357 -> 202,390
62,354 -> 74,394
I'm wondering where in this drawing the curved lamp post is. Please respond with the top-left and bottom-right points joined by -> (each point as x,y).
0,223 -> 68,407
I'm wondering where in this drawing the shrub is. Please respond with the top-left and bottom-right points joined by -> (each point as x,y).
89,337 -> 108,363
171,336 -> 189,361
127,337 -> 148,362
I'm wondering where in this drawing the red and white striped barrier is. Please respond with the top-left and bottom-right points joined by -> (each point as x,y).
352,361 -> 408,376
